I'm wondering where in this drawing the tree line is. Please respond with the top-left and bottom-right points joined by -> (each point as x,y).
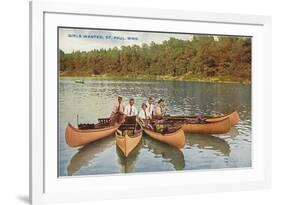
59,35 -> 251,82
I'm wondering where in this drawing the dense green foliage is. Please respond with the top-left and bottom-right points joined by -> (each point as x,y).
59,35 -> 251,82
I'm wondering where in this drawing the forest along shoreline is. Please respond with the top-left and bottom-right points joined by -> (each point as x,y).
59,35 -> 251,84
59,75 -> 250,84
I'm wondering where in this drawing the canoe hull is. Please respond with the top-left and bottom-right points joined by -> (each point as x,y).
115,131 -> 142,157
205,111 -> 240,125
166,111 -> 240,126
65,123 -> 119,147
143,128 -> 185,149
183,117 -> 231,134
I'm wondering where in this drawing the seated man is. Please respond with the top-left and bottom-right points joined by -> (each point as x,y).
138,103 -> 151,124
110,96 -> 125,125
145,97 -> 154,118
124,98 -> 138,117
155,99 -> 166,117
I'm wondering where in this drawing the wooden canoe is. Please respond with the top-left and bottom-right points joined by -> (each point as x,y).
165,111 -> 240,126
115,129 -> 142,157
65,123 -> 120,147
182,117 -> 231,134
143,128 -> 185,149
205,111 -> 240,125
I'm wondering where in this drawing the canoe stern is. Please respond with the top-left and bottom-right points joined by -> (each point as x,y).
144,128 -> 185,149
183,118 -> 231,134
65,123 -> 119,147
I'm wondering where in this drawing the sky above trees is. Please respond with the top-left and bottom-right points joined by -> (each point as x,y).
59,28 -> 194,53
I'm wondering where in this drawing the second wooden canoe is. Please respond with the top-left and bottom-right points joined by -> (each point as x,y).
115,129 -> 142,157
143,128 -> 185,149
182,117 -> 231,134
205,111 -> 240,125
65,123 -> 119,147
165,111 -> 240,126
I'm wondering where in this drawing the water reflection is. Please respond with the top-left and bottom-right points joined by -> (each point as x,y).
143,136 -> 185,170
67,137 -> 114,176
186,134 -> 230,156
116,142 -> 142,173
218,126 -> 240,139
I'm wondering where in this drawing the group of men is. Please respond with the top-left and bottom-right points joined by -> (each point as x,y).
110,96 -> 166,125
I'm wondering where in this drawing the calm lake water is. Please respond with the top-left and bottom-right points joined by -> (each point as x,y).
59,79 -> 251,176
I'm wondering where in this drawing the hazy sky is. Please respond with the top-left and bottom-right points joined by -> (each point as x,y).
59,28 -> 193,53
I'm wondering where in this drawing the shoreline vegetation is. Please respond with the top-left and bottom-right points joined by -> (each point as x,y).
59,75 -> 250,84
60,35 -> 251,84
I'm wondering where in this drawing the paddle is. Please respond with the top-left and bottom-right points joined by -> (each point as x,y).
76,114 -> 79,127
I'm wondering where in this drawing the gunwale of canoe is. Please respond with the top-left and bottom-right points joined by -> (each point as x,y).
183,117 -> 231,134
143,128 -> 185,149
115,131 -> 142,157
205,111 -> 240,125
167,111 -> 240,126
65,123 -> 120,147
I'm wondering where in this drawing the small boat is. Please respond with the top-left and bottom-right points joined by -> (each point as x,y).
115,118 -> 142,157
65,121 -> 119,147
75,79 -> 84,84
182,117 -> 231,134
115,128 -> 142,157
165,111 -> 239,126
204,111 -> 240,126
142,127 -> 185,149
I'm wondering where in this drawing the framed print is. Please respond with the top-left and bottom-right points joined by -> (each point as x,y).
30,1 -> 271,204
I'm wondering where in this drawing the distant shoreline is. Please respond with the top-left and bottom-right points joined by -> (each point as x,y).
59,74 -> 251,84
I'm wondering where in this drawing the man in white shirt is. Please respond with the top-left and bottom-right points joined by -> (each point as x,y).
155,98 -> 166,117
145,97 -> 154,118
110,96 -> 125,125
138,103 -> 150,120
124,98 -> 138,117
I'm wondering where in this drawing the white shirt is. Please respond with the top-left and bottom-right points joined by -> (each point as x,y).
146,102 -> 154,117
138,109 -> 150,120
155,104 -> 165,116
124,105 -> 138,116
